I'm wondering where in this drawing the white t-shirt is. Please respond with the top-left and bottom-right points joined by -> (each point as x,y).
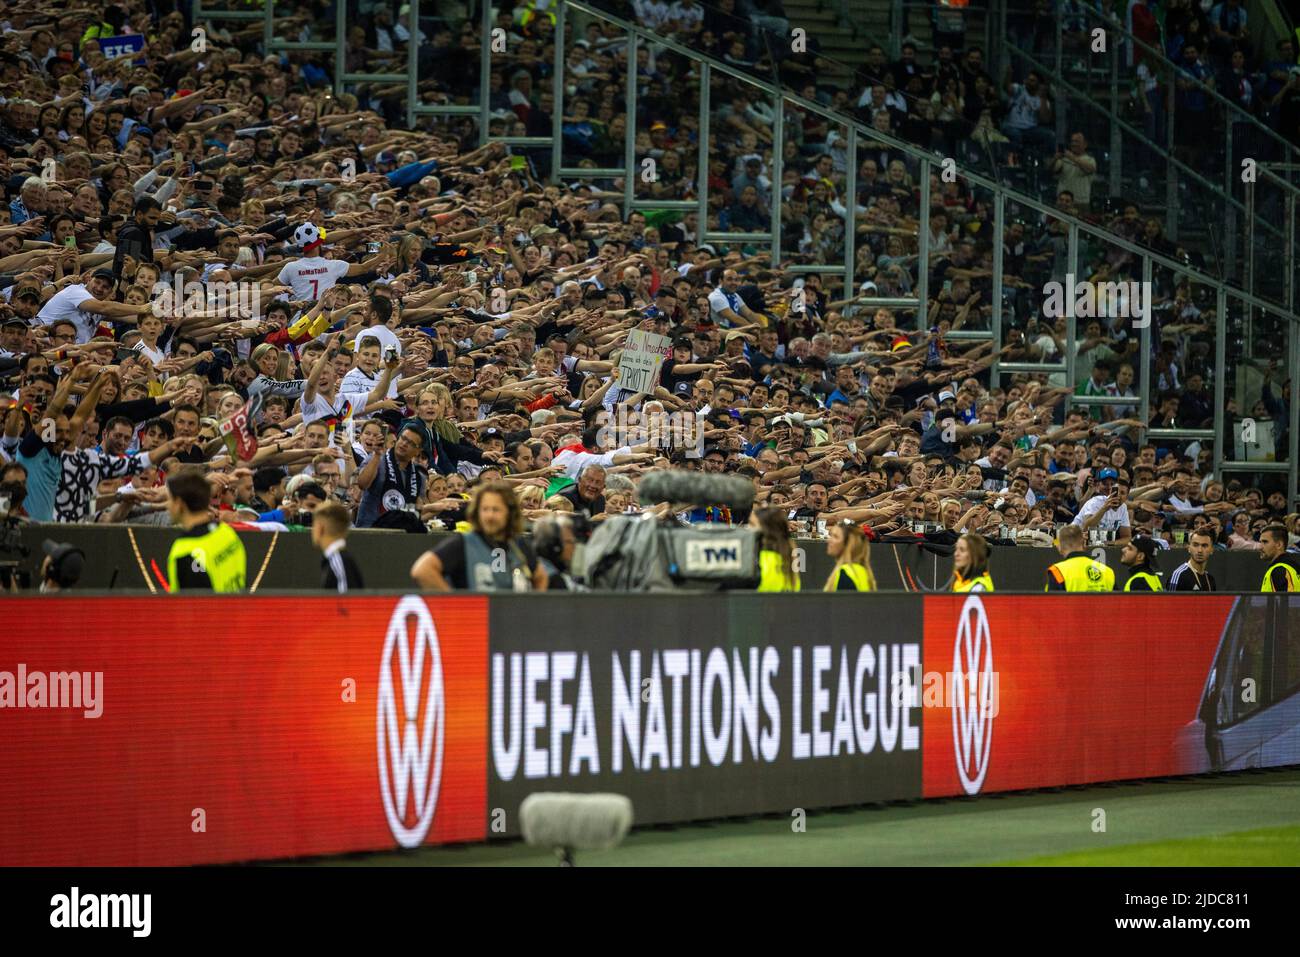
553,445 -> 633,479
707,286 -> 744,324
37,284 -> 98,343
340,366 -> 396,409
667,1 -> 703,28
133,341 -> 166,366
352,324 -> 402,357
276,255 -> 350,301
634,0 -> 672,29
201,262 -> 231,282
1072,494 -> 1131,531
300,390 -> 354,431
1005,85 -> 1042,131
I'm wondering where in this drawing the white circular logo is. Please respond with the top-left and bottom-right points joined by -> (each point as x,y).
952,594 -> 994,796
377,595 -> 445,848
382,489 -> 406,512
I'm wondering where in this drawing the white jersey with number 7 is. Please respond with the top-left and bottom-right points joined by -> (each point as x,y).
276,255 -> 350,301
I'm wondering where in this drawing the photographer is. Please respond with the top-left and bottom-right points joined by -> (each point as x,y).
39,539 -> 84,593
533,512 -> 589,591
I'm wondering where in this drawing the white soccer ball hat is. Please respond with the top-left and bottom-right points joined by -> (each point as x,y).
294,223 -> 322,247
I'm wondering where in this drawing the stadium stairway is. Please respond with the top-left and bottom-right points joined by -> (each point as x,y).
779,0 -> 863,77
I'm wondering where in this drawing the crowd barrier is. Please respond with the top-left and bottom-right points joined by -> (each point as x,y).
4,522 -> 1285,591
1,593 -> 1296,865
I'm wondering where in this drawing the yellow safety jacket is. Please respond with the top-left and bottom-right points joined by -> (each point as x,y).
1123,570 -> 1163,592
953,572 -> 994,592
1045,552 -> 1115,592
825,562 -> 875,592
757,549 -> 801,592
167,521 -> 247,593
519,1 -> 557,28
1261,559 -> 1300,592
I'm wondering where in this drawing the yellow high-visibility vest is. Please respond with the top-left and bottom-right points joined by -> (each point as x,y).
757,549 -> 800,592
1045,554 -> 1115,592
1262,561 -> 1300,592
167,522 -> 247,593
953,572 -> 994,592
1123,570 -> 1163,592
825,562 -> 874,592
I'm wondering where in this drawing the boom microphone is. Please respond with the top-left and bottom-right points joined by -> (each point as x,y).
519,793 -> 634,866
637,470 -> 755,510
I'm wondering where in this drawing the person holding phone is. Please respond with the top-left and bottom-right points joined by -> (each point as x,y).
1071,466 -> 1132,543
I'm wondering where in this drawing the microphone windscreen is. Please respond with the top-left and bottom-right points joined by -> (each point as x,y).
519,793 -> 634,852
637,470 -> 756,510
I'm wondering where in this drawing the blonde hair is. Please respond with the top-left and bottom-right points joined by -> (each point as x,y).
517,485 -> 546,509
545,495 -> 575,512
824,523 -> 877,590
420,382 -> 453,408
250,342 -> 290,380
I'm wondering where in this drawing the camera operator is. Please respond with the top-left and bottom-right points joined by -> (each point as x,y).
533,512 -> 590,590
39,539 -> 84,592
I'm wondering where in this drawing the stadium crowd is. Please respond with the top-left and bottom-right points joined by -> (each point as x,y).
0,0 -> 1297,594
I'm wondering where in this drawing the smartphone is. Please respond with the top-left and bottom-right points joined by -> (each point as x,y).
848,441 -> 857,454
510,156 -> 526,171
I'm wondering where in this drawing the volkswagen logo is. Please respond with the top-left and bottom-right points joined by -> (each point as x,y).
952,594 -> 994,796
378,595 -> 445,848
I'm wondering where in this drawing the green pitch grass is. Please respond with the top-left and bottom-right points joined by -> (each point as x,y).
302,767 -> 1300,867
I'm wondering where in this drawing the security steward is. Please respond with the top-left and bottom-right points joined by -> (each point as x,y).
1259,523 -> 1300,592
952,531 -> 995,592
1045,523 -> 1115,591
1119,535 -> 1163,591
165,468 -> 247,592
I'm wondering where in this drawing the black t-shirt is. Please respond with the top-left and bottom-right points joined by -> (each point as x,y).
1169,563 -> 1216,592
660,358 -> 699,395
431,535 -> 538,590
560,485 -> 605,517
891,375 -> 939,409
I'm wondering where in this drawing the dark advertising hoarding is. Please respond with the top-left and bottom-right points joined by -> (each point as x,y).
487,595 -> 924,830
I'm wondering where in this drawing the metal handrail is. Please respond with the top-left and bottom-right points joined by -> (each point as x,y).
1024,0 -> 1300,171
1002,40 -> 1288,256
566,0 -> 1298,321
238,0 -> 1295,499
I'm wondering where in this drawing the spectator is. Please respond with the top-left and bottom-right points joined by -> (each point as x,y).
1000,70 -> 1055,158
1048,133 -> 1097,211
0,0 -> 1285,595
